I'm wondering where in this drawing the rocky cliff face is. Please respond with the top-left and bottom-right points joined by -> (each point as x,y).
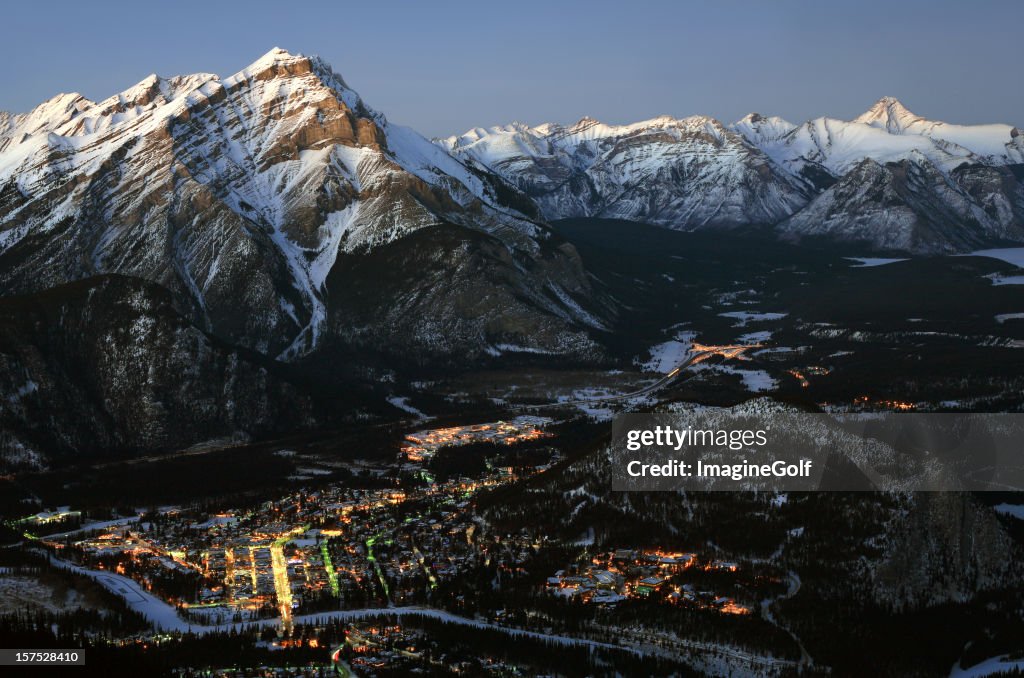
776,156 -> 1024,252
0,276 -> 314,472
872,492 -> 1022,609
443,99 -> 1024,253
320,223 -> 608,364
0,48 -> 605,362
441,116 -> 812,230
746,98 -> 1024,252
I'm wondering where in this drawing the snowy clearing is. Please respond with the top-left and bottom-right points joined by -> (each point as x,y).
694,364 -> 777,392
845,257 -> 908,267
950,654 -> 1024,678
386,396 -> 431,420
963,247 -> 1024,269
987,274 -> 1024,286
641,331 -> 697,372
993,503 -> 1024,520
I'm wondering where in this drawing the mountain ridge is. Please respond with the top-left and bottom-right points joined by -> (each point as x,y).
441,97 -> 1024,252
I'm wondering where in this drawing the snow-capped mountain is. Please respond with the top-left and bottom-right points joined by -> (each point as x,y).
735,97 -> 1024,178
0,48 -> 604,361
440,115 -> 812,230
443,98 -> 1024,252
738,98 -> 1024,251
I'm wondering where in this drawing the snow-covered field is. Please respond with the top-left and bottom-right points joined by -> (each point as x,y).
737,330 -> 773,343
965,247 -> 1024,269
960,249 -> 1024,285
42,515 -> 144,540
386,395 -> 431,420
575,402 -> 616,422
845,257 -> 908,267
693,363 -> 777,392
641,331 -> 697,372
988,274 -> 1024,286
950,654 -> 1024,678
993,503 -> 1024,520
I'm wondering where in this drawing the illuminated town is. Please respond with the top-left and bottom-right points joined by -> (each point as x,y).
400,415 -> 551,463
15,416 -> 789,675
20,419 -> 553,616
47,430 -> 552,633
546,548 -> 751,615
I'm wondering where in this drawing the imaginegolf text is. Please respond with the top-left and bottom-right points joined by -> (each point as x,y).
626,459 -> 814,480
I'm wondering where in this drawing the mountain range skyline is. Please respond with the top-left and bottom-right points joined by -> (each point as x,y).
1,0 -> 1022,136
5,64 -> 1023,141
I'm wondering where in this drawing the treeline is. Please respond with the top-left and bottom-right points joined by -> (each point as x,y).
336,612 -> 695,676
0,606 -> 149,646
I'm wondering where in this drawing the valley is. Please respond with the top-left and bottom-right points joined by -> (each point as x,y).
3,219 -> 1024,676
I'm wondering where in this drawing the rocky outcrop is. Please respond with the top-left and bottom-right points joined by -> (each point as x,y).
872,492 -> 1023,608
320,223 -> 608,364
0,276 -> 313,471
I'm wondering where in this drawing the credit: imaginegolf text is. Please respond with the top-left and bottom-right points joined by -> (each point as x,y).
611,411 -> 1024,492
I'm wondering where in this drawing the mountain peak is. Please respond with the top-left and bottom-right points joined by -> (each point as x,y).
731,112 -> 796,143
228,47 -> 316,84
259,46 -> 304,62
571,115 -> 602,129
854,96 -> 923,132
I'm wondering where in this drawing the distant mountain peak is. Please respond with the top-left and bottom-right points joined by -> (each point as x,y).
569,115 -> 602,130
854,96 -> 923,132
731,112 -> 796,143
254,46 -> 305,64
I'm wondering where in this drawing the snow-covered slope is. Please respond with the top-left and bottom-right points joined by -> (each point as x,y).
0,48 -> 604,360
443,98 -> 1024,253
736,97 -> 1024,180
440,115 -> 813,230
736,98 -> 1024,251
855,97 -> 1024,162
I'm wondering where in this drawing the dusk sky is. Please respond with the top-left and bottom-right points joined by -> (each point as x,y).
2,0 -> 1021,137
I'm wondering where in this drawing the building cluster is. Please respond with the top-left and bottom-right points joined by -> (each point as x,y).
400,416 -> 551,462
852,395 -> 917,410
44,418 -> 559,630
333,621 -> 526,676
546,548 -> 750,615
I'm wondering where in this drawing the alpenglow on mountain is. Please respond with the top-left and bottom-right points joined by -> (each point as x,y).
440,97 -> 1024,253
0,48 -> 607,362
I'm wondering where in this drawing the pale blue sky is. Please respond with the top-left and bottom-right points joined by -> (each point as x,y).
2,0 -> 1021,137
